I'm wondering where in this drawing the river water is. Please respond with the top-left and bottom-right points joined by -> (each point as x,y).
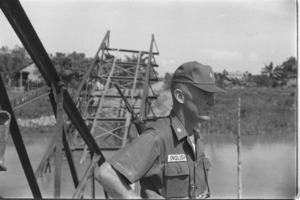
0,134 -> 297,199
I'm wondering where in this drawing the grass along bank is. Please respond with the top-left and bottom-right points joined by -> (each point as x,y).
8,87 -> 297,138
203,87 -> 296,135
153,87 -> 296,135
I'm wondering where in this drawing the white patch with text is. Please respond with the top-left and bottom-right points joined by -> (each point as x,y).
168,154 -> 187,162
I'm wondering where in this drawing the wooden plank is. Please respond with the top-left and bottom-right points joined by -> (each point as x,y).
62,130 -> 79,188
140,35 -> 155,118
237,98 -> 242,199
114,61 -> 158,67
72,155 -> 101,198
99,76 -> 158,81
85,117 -> 126,122
65,147 -> 122,151
122,51 -> 142,146
86,94 -> 158,100
35,134 -> 56,177
106,47 -> 159,55
74,30 -> 110,102
54,87 -> 64,198
91,152 -> 96,199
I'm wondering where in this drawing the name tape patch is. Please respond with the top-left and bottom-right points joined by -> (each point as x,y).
168,154 -> 187,162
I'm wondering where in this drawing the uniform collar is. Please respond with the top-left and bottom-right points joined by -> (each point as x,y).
170,110 -> 188,141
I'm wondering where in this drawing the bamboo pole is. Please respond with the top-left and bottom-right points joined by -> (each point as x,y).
237,97 -> 242,199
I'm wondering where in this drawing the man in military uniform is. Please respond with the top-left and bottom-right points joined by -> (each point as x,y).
96,61 -> 226,198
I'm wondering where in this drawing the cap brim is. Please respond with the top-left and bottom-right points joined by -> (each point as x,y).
192,83 -> 226,93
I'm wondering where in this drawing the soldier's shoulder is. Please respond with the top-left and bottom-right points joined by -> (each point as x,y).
145,116 -> 172,136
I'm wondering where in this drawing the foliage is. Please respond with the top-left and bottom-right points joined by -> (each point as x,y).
217,57 -> 299,88
261,62 -> 274,77
50,51 -> 92,90
0,45 -> 31,83
260,57 -> 297,85
275,56 -> 297,80
148,87 -> 296,135
251,75 -> 271,87
200,87 -> 296,135
163,72 -> 173,90
222,69 -> 229,76
0,46 -> 92,91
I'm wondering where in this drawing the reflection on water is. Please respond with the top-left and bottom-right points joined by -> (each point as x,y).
0,134 -> 297,199
205,134 -> 297,199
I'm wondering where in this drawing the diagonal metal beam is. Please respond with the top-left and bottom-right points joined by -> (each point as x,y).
0,0 -> 104,161
0,75 -> 42,198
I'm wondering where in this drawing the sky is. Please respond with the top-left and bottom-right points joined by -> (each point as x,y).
0,0 -> 297,76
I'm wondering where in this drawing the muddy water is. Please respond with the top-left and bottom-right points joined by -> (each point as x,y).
0,134 -> 297,199
205,134 -> 296,199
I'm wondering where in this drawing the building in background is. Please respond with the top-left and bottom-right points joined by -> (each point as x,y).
8,63 -> 43,91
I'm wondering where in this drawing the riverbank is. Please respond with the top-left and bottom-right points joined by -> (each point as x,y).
8,87 -> 297,140
207,87 -> 296,135
154,87 -> 296,135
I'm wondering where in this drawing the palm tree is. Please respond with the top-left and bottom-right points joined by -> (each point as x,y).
222,69 -> 228,76
272,66 -> 283,80
261,62 -> 274,78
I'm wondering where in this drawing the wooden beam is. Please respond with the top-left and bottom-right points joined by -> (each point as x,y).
54,87 -> 64,198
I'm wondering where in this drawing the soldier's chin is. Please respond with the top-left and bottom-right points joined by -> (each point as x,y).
199,116 -> 211,121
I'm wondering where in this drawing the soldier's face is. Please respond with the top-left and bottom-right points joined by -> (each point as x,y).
184,85 -> 215,122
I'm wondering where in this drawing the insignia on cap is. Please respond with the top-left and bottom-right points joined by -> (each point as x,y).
177,128 -> 182,132
168,154 -> 187,162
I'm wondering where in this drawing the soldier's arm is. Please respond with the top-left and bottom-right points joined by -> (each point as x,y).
96,162 -> 140,199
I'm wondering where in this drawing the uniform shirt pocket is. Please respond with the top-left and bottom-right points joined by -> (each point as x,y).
164,162 -> 189,198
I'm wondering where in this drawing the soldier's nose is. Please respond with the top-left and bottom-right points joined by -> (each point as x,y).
207,95 -> 215,106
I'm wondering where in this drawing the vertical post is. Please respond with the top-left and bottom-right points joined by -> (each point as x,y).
54,86 -> 64,198
72,155 -> 101,199
91,151 -> 95,199
20,70 -> 22,91
237,97 -> 242,199
35,134 -> 56,177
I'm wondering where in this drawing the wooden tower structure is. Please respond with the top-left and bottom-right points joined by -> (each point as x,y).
0,0 -> 160,198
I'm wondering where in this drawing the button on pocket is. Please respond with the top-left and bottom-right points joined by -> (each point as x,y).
164,162 -> 189,198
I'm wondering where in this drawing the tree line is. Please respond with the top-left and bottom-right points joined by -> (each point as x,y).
0,45 -> 297,91
0,45 -> 92,91
0,45 -> 160,92
163,56 -> 297,89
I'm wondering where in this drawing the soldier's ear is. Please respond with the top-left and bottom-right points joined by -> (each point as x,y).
174,89 -> 184,104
